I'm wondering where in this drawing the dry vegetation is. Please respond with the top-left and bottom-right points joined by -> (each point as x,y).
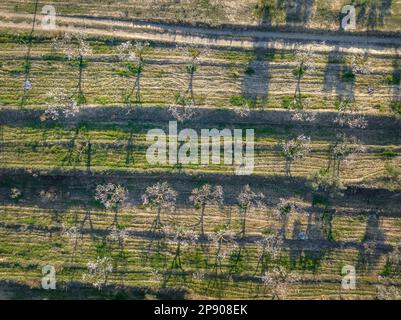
0,0 -> 400,300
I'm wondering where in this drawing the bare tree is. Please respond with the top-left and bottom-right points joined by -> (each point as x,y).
189,184 -> 224,237
142,181 -> 177,231
237,185 -> 265,238
177,44 -> 210,106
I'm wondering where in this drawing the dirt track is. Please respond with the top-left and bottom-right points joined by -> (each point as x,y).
0,11 -> 400,54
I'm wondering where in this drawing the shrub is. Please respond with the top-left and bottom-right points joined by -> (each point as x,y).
341,70 -> 355,81
281,96 -> 293,109
390,101 -> 401,115
384,74 -> 401,86
244,66 -> 255,76
230,95 -> 255,108
292,67 -> 305,78
380,149 -> 398,159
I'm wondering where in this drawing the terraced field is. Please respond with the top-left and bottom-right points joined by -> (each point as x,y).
0,0 -> 400,300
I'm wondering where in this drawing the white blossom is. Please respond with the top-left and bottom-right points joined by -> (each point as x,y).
108,226 -> 128,244
189,184 -> 224,208
10,188 -> 22,199
142,182 -> 177,211
95,183 -> 127,209
83,257 -> 113,289
168,103 -> 195,122
256,234 -> 283,259
53,32 -> 93,60
162,226 -> 199,248
23,80 -> 32,90
117,40 -> 149,62
41,88 -> 79,121
237,185 -> 265,210
261,266 -> 299,300
281,135 -> 311,161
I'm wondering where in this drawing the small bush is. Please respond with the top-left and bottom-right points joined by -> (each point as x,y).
390,101 -> 401,115
341,70 -> 355,81
384,73 -> 401,86
292,67 -> 305,78
380,149 -> 398,159
244,66 -> 255,76
229,95 -> 255,108
281,96 -> 293,109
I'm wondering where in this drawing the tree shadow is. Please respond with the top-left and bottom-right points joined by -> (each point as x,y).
61,123 -> 91,169
283,0 -> 315,27
289,213 -> 330,272
390,54 -> 400,104
125,123 -> 135,166
323,46 -> 355,102
19,0 -> 39,108
85,140 -> 93,174
356,213 -> 386,272
240,46 -> 273,109
357,0 -> 393,30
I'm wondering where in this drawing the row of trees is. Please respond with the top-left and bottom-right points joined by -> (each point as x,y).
32,33 -> 210,121
94,181 -> 268,239
22,33 -> 398,120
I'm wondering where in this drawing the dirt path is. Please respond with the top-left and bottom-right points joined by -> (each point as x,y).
0,11 -> 400,54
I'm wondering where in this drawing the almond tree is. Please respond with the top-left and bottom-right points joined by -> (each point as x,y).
281,135 -> 311,177
83,256 -> 113,290
273,198 -> 296,239
291,45 -> 317,111
237,185 -> 265,238
108,225 -> 128,248
261,266 -> 299,300
334,99 -> 368,130
255,233 -> 283,275
52,32 -> 93,105
376,276 -> 401,300
189,184 -> 224,237
116,40 -> 150,107
349,51 -> 371,76
142,181 -> 177,231
207,226 -> 238,292
310,169 -> 345,207
19,0 -> 39,107
40,88 -> 80,121
175,44 -> 209,110
169,92 -> 196,122
95,183 -> 127,226
62,225 -> 82,266
328,133 -> 366,178
108,225 -> 129,285
161,225 -> 199,279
